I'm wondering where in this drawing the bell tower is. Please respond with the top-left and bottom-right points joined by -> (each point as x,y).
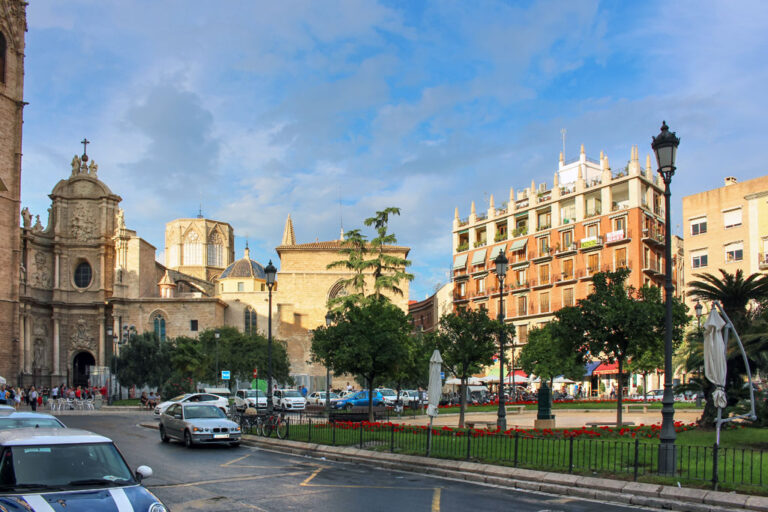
0,0 -> 26,383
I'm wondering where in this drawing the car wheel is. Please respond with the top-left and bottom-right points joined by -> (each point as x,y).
345,403 -> 353,411
159,426 -> 169,443
184,430 -> 194,449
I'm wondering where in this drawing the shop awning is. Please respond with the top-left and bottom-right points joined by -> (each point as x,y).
453,254 -> 468,269
592,361 -> 627,375
489,244 -> 506,260
509,239 -> 528,252
584,361 -> 601,377
471,249 -> 487,265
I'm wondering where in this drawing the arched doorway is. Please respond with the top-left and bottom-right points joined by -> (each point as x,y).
72,351 -> 95,388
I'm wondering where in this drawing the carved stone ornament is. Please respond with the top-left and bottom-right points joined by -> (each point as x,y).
70,317 -> 96,351
21,207 -> 32,228
31,251 -> 52,288
70,204 -> 96,242
33,318 -> 49,338
116,208 -> 125,231
33,339 -> 48,371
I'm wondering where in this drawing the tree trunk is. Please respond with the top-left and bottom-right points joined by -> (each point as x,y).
368,377 -> 374,423
459,378 -> 467,428
616,359 -> 624,426
643,373 -> 648,403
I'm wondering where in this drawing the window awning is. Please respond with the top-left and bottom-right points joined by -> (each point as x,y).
471,249 -> 487,265
592,362 -> 627,375
510,239 -> 528,252
489,244 -> 506,260
453,254 -> 468,269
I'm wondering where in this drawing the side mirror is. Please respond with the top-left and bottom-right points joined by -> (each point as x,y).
135,465 -> 153,482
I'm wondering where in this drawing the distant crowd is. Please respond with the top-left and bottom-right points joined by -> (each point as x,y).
0,384 -> 108,411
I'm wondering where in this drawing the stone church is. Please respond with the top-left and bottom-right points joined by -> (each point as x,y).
1,1 -> 410,389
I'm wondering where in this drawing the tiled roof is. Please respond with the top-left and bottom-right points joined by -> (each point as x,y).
220,258 -> 266,279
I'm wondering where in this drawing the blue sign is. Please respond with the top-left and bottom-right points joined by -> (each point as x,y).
221,370 -> 230,380
440,372 -> 445,380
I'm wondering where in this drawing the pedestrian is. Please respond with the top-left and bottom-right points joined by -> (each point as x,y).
346,382 -> 352,393
13,388 -> 21,410
28,386 -> 38,411
300,385 -> 308,398
610,386 -> 616,399
51,385 -> 59,400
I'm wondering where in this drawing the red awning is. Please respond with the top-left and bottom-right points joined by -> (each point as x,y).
592,362 -> 626,375
506,370 -> 529,379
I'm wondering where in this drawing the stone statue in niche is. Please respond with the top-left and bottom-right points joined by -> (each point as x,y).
33,215 -> 43,231
70,204 -> 96,242
71,155 -> 81,176
33,319 -> 48,338
70,317 -> 95,351
31,251 -> 51,288
33,339 -> 47,370
21,207 -> 32,228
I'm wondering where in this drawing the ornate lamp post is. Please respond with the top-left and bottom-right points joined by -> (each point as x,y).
325,311 -> 334,416
107,326 -> 114,405
265,260 -> 277,414
493,251 -> 509,431
214,329 -> 221,385
652,121 -> 681,475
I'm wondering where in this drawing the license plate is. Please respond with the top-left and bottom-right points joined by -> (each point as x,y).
213,434 -> 228,439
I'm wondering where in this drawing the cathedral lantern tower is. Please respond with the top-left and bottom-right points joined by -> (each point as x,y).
0,0 -> 26,384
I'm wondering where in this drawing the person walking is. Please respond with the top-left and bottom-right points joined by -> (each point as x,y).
28,386 -> 38,411
13,388 -> 21,410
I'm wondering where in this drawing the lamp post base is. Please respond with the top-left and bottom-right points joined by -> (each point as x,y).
658,442 -> 677,476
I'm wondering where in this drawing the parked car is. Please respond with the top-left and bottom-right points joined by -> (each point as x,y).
334,390 -> 384,410
273,389 -> 306,411
234,389 -> 267,411
154,392 -> 229,417
0,428 -> 167,510
307,391 -> 340,405
375,388 -> 398,406
159,402 -> 241,448
0,412 -> 66,430
645,389 -> 664,401
399,390 -> 425,407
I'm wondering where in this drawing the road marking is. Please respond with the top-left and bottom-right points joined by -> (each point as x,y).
300,467 -> 434,490
432,488 -> 441,512
221,453 -> 251,467
301,467 -> 323,486
149,470 -> 307,489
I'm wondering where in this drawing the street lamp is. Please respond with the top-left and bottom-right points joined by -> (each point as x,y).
107,326 -> 114,405
325,311 -> 334,416
214,329 -> 221,385
694,299 -> 704,407
652,120 -> 681,475
264,260 -> 277,413
493,250 -> 509,431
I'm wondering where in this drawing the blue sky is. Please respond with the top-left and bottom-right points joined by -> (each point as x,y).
19,1 -> 768,300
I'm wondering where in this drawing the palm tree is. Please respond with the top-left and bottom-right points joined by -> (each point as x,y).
687,269 -> 768,331
363,207 -> 414,299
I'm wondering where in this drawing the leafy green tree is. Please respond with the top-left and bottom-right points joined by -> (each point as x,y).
383,330 -> 433,405
433,308 -> 497,428
326,228 -> 369,304
311,297 -> 412,421
114,332 -> 172,390
519,322 -> 585,385
363,207 -> 414,299
555,270 -> 688,425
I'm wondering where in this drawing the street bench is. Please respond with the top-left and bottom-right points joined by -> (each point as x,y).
329,406 -> 388,423
586,421 -> 635,427
623,404 -> 649,414
466,420 -> 498,429
505,405 -> 526,414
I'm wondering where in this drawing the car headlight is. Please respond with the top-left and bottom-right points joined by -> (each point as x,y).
149,503 -> 168,512
232,426 -> 241,432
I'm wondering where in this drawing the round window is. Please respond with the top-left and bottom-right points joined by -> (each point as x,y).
74,262 -> 92,288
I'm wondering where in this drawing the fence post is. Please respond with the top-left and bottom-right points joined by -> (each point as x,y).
633,438 -> 639,481
332,422 -> 336,446
308,418 -> 312,443
514,432 -> 519,467
466,430 -> 471,460
390,424 -> 395,453
359,424 -> 364,449
712,443 -> 719,490
568,436 -> 574,474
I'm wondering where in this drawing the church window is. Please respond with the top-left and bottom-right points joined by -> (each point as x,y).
153,315 -> 166,342
207,232 -> 224,267
244,307 -> 257,335
237,282 -> 244,292
74,261 -> 92,288
0,33 -> 6,84
183,231 -> 203,266
167,245 -> 180,267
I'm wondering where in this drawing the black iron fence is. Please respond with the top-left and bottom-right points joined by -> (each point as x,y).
257,418 -> 767,490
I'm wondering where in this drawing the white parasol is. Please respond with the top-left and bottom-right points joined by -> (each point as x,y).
445,377 -> 483,386
426,349 -> 443,417
703,308 -> 727,409
0,376 -> 5,385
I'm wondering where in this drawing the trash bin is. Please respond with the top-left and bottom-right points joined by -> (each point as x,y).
94,393 -> 103,409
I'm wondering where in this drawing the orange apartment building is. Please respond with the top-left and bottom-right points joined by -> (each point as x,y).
451,144 -> 671,376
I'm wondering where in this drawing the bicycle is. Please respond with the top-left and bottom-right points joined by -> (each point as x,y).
259,410 -> 288,439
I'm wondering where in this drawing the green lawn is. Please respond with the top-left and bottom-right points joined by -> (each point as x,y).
110,399 -> 140,406
266,419 -> 767,493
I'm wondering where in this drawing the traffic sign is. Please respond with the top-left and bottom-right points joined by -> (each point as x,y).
221,370 -> 230,380
440,372 -> 445,380
253,368 -> 258,378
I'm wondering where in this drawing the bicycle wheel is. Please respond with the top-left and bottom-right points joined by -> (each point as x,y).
275,417 -> 288,439
263,419 -> 274,438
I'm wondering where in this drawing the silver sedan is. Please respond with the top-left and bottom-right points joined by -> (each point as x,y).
159,403 -> 241,448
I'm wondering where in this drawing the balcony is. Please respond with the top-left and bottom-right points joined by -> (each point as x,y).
453,291 -> 469,302
642,259 -> 663,277
560,185 -> 576,196
760,253 -> 768,270
653,206 -> 664,217
537,223 -> 552,232
537,191 -> 552,202
642,228 -> 665,248
456,242 -> 469,253
556,272 -> 576,284
474,240 -> 487,248
532,276 -> 551,289
556,243 -> 577,257
605,229 -> 631,245
494,232 -> 508,242
585,208 -> 602,219
515,198 -> 529,209
512,280 -> 530,292
531,247 -> 553,262
458,218 -> 469,227
476,213 -> 488,221
579,236 -> 603,251
511,226 -> 528,237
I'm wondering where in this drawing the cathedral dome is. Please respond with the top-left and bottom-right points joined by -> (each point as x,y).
219,247 -> 267,280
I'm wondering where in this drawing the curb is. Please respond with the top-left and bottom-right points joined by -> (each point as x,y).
138,423 -> 765,512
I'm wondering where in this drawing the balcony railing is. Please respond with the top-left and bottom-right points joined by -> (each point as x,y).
456,242 -> 469,252
642,228 -> 665,246
537,223 -> 551,231
512,226 -> 528,237
474,240 -> 487,248
585,208 -> 602,218
494,232 -> 508,242
458,218 -> 469,227
605,229 -> 631,244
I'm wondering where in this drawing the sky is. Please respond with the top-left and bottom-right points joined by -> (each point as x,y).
19,0 -> 768,301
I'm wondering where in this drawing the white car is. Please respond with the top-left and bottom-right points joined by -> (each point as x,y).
375,388 -> 398,406
273,389 -> 306,411
307,391 -> 340,405
399,390 -> 424,407
234,389 -> 267,411
154,392 -> 229,417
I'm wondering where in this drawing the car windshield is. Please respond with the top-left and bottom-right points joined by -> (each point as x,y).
170,394 -> 188,402
184,405 -> 226,419
0,418 -> 63,430
0,442 -> 134,490
378,390 -> 395,397
282,391 -> 302,398
245,390 -> 263,398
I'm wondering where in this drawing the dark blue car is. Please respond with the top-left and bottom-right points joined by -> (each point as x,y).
0,428 -> 168,511
334,390 -> 384,409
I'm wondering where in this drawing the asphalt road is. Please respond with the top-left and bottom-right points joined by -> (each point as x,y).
59,413 -> 658,512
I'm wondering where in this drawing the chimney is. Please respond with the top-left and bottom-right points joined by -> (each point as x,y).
724,176 -> 737,187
